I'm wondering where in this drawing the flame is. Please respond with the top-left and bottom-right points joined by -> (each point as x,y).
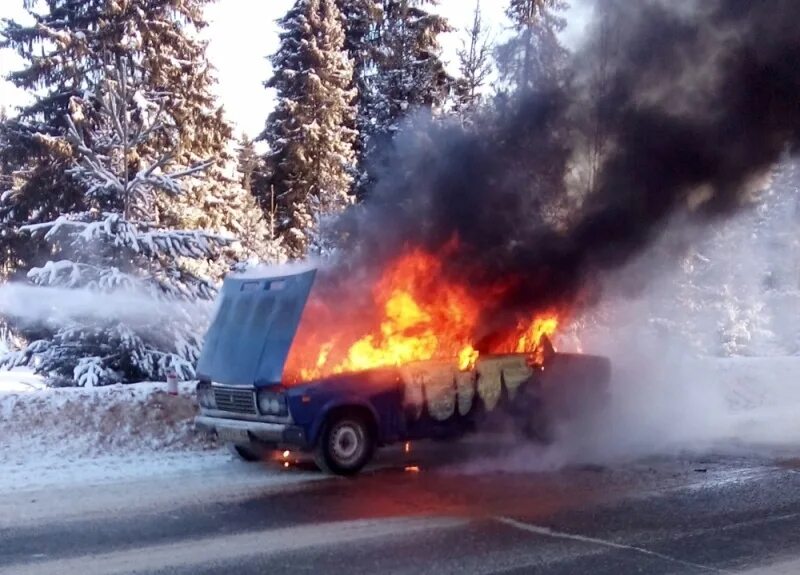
458,345 -> 479,371
338,250 -> 479,374
515,315 -> 559,354
283,247 -> 561,382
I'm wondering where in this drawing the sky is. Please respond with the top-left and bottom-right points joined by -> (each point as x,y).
0,0 -> 592,139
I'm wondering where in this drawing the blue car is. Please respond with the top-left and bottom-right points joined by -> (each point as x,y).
195,269 -> 611,475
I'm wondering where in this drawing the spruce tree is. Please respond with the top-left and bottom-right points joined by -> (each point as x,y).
355,0 -> 451,196
0,107 -> 15,279
262,0 -> 357,258
336,0 -> 382,194
0,0 -> 239,274
369,1 -> 451,137
236,135 -> 259,193
496,0 -> 569,94
454,1 -> 494,122
2,60 -> 229,386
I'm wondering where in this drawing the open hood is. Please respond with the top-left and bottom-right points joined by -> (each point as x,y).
196,268 -> 317,387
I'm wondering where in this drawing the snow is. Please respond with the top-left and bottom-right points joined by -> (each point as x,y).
0,379 -> 211,457
0,367 -> 45,393
0,375 -> 320,525
0,451 -> 321,529
708,357 -> 800,446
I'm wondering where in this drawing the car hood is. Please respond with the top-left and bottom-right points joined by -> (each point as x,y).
196,268 -> 316,387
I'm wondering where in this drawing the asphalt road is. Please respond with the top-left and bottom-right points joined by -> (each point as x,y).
2,445 -> 800,575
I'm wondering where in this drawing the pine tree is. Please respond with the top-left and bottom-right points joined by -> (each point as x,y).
336,0 -> 382,192
496,0 -> 569,94
369,1 -> 451,136
262,0 -> 357,258
236,135 -> 259,193
0,106 -> 14,279
2,60 -> 230,386
350,0 -> 451,196
454,1 -> 494,122
0,0 -> 234,275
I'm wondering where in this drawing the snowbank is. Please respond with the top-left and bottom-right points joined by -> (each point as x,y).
706,356 -> 800,446
0,378 -> 215,463
0,367 -> 45,393
0,375 -> 321,507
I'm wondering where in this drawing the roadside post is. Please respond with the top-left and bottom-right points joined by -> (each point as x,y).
167,367 -> 179,396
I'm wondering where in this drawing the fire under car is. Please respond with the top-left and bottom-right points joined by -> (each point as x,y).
194,268 -> 611,475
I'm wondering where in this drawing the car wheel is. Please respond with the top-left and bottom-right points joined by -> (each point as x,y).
519,404 -> 554,445
314,413 -> 374,476
227,443 -> 262,462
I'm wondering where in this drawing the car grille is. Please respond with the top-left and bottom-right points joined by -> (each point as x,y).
213,386 -> 257,414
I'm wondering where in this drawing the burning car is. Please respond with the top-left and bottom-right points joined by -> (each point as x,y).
195,265 -> 610,475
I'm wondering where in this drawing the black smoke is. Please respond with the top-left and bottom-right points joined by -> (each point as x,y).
332,0 -> 800,343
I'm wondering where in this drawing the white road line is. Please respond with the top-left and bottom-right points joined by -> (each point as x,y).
0,516 -> 467,575
495,516 -> 727,573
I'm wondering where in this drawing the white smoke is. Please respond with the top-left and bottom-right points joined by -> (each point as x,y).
452,176 -> 800,473
0,284 -> 210,328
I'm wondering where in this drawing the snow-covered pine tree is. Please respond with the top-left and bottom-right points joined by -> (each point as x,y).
335,0 -> 382,195
262,0 -> 357,258
2,60 -> 229,387
453,1 -> 494,123
116,0 -> 271,269
227,135 -> 288,266
0,106 -> 15,279
0,0 -> 239,277
174,162 -> 288,278
355,0 -> 452,197
496,0 -> 569,94
371,1 -> 452,125
237,135 -> 259,193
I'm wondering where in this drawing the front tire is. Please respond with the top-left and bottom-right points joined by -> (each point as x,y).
227,443 -> 262,462
314,413 -> 375,476
517,398 -> 554,445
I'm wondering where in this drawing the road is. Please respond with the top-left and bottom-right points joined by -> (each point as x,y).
2,444 -> 800,575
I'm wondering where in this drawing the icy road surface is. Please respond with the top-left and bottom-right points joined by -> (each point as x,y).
1,356 -> 799,573
2,447 -> 800,574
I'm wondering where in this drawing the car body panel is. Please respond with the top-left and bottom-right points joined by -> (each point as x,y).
196,269 -> 316,387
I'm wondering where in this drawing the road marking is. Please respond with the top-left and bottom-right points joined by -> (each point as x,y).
495,516 -> 727,573
0,516 -> 467,575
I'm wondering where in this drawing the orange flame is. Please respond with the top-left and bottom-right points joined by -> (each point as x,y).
283,248 -> 560,382
516,316 -> 559,353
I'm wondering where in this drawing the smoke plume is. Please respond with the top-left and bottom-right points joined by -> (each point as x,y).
332,0 -> 800,340
0,284 -> 209,328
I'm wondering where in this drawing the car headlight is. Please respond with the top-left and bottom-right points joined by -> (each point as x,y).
196,382 -> 216,410
257,390 -> 287,417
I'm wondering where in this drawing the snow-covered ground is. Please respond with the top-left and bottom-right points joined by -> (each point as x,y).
0,372 -> 321,526
0,367 -> 45,393
0,374 -> 311,493
0,377 -> 213,462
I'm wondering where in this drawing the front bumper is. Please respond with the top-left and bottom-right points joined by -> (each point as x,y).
195,415 -> 308,448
